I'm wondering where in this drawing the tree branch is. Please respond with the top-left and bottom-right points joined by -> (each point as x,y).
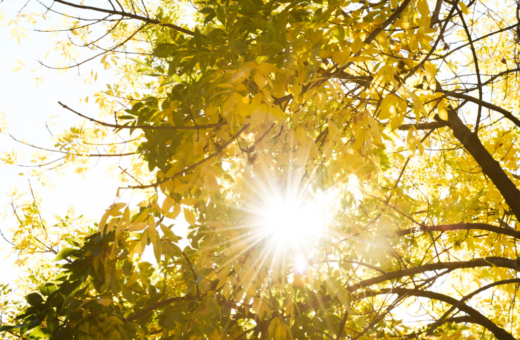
440,110 -> 520,219
394,223 -> 520,239
398,121 -> 448,130
362,288 -> 516,340
53,0 -> 197,37
58,102 -> 226,131
301,257 -> 520,310
439,90 -> 520,129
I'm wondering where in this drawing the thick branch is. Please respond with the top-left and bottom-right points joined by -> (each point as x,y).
363,288 -> 516,340
440,91 -> 520,128
441,110 -> 520,219
301,257 -> 520,310
395,223 -> 520,239
420,278 -> 520,335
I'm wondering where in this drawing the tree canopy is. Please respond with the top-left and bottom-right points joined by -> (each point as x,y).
2,0 -> 520,339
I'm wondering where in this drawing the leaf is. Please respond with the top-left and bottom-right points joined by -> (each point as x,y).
268,317 -> 286,340
180,198 -> 198,205
194,27 -> 203,49
162,196 -> 176,212
216,5 -> 226,25
154,43 -> 177,58
39,283 -> 57,296
97,298 -> 111,307
160,224 -> 180,243
54,248 -> 75,261
438,107 -> 448,120
130,222 -> 148,231
250,104 -> 268,129
459,2 -> 469,14
184,209 -> 196,225
25,293 -> 44,305
254,72 -> 268,89
351,37 -> 364,54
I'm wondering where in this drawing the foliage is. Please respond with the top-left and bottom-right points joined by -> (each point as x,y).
2,0 -> 520,339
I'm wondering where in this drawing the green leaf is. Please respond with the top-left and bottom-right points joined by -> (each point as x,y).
154,43 -> 177,58
25,293 -> 44,306
39,283 -> 57,296
54,248 -> 75,262
194,28 -> 203,49
216,5 -> 226,25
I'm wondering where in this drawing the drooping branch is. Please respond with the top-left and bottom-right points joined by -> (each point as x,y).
125,124 -> 249,189
441,110 -> 520,219
418,278 -> 520,336
58,102 -> 226,131
439,90 -> 520,128
301,257 -> 520,310
360,288 -> 516,340
53,0 -> 197,37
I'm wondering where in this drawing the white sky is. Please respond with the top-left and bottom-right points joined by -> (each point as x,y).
0,0 -> 127,284
0,0 -> 194,287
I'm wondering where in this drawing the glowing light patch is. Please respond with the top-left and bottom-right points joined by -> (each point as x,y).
260,198 -> 324,246
293,255 -> 309,274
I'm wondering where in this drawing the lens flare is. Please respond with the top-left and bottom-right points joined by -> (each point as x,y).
260,198 -> 324,247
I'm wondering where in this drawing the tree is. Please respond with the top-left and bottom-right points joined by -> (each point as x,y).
1,0 -> 520,339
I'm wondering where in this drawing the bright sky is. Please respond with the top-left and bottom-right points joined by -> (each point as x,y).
0,1 -> 129,284
0,0 -> 195,288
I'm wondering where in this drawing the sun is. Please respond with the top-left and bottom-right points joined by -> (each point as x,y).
260,197 -> 325,247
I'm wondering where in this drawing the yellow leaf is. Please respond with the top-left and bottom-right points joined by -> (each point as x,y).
295,126 -> 308,145
256,63 -> 277,76
160,224 -> 179,243
351,37 -> 364,54
126,272 -> 139,287
332,50 -> 350,64
140,228 -> 148,254
109,316 -> 124,325
268,318 -> 286,340
250,104 -> 268,129
165,204 -> 181,219
268,105 -> 285,122
181,198 -> 199,205
379,94 -> 398,120
97,298 -> 111,307
130,222 -> 148,231
254,72 -> 268,89
162,196 -> 175,212
184,209 -> 196,225
417,0 -> 430,17
459,2 -> 469,14
137,199 -> 150,207
11,65 -> 22,72
98,210 -> 111,233
438,107 -> 448,121
174,183 -> 191,193
291,84 -> 302,97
